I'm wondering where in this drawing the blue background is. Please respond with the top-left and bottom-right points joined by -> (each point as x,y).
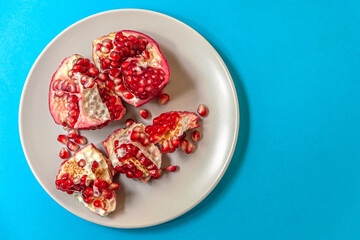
1,0 -> 360,239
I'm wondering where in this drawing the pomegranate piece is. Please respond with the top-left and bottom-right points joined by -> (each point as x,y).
158,92 -> 170,105
55,144 -> 117,216
92,30 -> 170,107
192,130 -> 201,142
197,104 -> 208,117
49,54 -> 126,130
139,109 -> 150,119
102,123 -> 162,183
145,111 -> 200,153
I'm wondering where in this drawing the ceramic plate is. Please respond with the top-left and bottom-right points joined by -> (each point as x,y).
19,9 -> 239,228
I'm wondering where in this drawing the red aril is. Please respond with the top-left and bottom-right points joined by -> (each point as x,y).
197,104 -> 208,117
67,141 -> 79,152
59,147 -> 70,159
92,30 -> 170,107
158,92 -> 170,105
55,144 -> 117,216
166,165 -> 178,172
125,119 -> 135,128
57,135 -> 68,145
74,135 -> 87,145
139,109 -> 150,119
192,130 -> 201,142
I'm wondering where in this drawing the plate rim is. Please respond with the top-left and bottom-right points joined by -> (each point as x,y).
19,8 -> 240,228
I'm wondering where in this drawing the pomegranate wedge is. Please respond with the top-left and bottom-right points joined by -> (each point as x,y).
145,111 -> 200,153
55,144 -> 118,216
92,30 -> 170,107
102,123 -> 162,182
49,54 -> 126,130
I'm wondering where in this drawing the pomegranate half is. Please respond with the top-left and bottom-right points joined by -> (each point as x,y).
93,30 -> 170,107
49,54 -> 126,130
102,123 -> 162,182
55,144 -> 119,216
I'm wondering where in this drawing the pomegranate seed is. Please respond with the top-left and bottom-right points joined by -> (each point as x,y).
109,68 -> 120,77
61,173 -> 69,181
94,178 -> 102,188
98,72 -> 108,81
108,183 -> 120,190
161,140 -> 169,153
84,187 -> 94,197
125,119 -> 135,128
83,197 -> 94,204
74,136 -> 87,145
66,190 -> 74,194
67,141 -> 79,152
135,170 -> 143,179
139,109 -> 150,119
126,171 -> 134,178
102,190 -> 113,199
93,200 -> 102,208
166,166 -> 178,172
59,147 -> 70,159
57,135 -> 68,145
197,104 -> 208,117
78,159 -> 86,167
171,137 -> 180,148
180,139 -> 188,152
84,77 -> 95,88
110,51 -> 120,61
184,141 -> 194,154
67,129 -> 79,139
92,162 -> 99,173
100,46 -> 110,53
159,93 -> 170,105
102,39 -> 113,49
149,169 -> 161,179
88,67 -> 99,76
192,130 -> 201,142
123,92 -> 134,99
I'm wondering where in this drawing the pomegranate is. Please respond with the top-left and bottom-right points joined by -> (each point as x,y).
49,54 -> 126,130
92,30 -> 170,107
102,123 -> 162,183
145,111 -> 200,153
55,144 -> 118,216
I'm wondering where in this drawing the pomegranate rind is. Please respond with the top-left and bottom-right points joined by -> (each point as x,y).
55,144 -> 117,216
102,123 -> 162,182
92,30 -> 170,107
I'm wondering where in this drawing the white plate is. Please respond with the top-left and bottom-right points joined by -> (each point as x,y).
19,9 -> 239,228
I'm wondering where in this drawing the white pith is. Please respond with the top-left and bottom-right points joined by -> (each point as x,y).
81,84 -> 110,121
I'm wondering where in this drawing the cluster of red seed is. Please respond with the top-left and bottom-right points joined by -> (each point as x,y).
114,143 -> 160,179
58,129 -> 87,159
145,112 -> 181,142
97,32 -> 149,70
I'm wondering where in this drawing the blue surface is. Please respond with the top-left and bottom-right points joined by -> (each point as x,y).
2,0 -> 360,239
